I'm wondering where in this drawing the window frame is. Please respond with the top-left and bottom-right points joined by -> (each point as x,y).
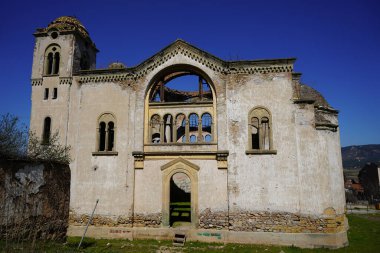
44,44 -> 61,76
246,106 -> 277,155
93,113 -> 118,156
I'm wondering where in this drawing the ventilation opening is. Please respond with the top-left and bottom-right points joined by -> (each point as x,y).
52,88 -> 57,99
42,117 -> 51,144
44,88 -> 49,100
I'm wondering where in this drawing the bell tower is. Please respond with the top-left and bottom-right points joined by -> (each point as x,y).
30,16 -> 98,145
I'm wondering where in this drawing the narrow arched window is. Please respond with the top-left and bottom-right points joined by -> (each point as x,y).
47,53 -> 53,75
189,113 -> 198,142
53,52 -> 60,74
42,117 -> 51,144
175,114 -> 186,143
163,114 -> 173,143
248,107 -> 273,151
44,45 -> 61,75
251,117 -> 259,149
108,122 -> 115,151
151,114 -> 161,143
97,113 -> 117,152
99,122 -> 106,151
201,113 -> 212,142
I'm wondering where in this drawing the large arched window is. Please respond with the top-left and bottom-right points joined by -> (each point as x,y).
97,113 -> 116,152
248,107 -> 273,151
44,45 -> 61,75
42,117 -> 51,144
146,66 -> 216,145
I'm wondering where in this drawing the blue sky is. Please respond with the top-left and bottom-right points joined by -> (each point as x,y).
0,0 -> 379,147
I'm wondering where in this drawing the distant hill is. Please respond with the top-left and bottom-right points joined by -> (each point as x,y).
342,144 -> 380,170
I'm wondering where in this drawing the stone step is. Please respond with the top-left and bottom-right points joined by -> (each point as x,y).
173,233 -> 186,246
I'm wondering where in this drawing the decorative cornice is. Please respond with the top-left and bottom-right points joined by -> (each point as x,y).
78,73 -> 133,84
315,106 -> 339,114
75,40 -> 295,84
31,78 -> 43,86
59,77 -> 73,85
315,123 -> 338,132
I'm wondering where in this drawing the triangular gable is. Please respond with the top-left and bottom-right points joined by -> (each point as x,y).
77,39 -> 295,84
161,157 -> 200,171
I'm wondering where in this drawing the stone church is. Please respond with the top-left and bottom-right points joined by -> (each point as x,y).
29,16 -> 347,248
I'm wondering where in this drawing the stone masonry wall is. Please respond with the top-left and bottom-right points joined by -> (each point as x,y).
0,160 -> 70,240
200,209 -> 345,233
69,212 -> 161,228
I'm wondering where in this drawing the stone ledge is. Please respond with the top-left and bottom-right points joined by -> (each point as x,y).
67,226 -> 348,249
245,150 -> 277,155
92,151 -> 118,156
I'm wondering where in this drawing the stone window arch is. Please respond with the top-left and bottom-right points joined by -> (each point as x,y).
42,117 -> 51,144
44,44 -> 61,75
97,113 -> 116,152
248,107 -> 273,151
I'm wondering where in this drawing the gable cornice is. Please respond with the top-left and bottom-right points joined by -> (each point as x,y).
76,40 -> 295,84
161,157 -> 200,171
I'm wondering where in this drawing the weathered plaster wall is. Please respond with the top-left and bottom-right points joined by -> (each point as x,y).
226,72 -> 301,213
67,81 -> 135,217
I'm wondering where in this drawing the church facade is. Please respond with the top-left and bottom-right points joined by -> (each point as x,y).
30,16 -> 348,248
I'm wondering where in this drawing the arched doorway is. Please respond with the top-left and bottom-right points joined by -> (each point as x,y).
170,172 -> 191,226
161,158 -> 199,227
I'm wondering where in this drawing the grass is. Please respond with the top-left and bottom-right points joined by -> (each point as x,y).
1,214 -> 379,252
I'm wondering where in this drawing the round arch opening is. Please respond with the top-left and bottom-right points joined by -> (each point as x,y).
170,172 -> 191,227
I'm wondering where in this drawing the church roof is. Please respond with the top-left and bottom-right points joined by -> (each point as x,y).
299,84 -> 331,108
34,16 -> 97,50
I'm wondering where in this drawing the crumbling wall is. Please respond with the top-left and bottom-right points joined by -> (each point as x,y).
0,160 -> 70,240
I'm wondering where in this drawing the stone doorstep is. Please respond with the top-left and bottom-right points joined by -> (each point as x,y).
67,225 -> 348,249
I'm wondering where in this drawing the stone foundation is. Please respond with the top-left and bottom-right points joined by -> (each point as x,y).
133,213 -> 162,228
200,209 -> 346,233
199,208 -> 228,229
70,210 -> 345,234
69,212 -> 161,228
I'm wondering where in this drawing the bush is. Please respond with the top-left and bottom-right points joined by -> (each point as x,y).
0,113 -> 71,164
0,113 -> 28,159
28,131 -> 72,164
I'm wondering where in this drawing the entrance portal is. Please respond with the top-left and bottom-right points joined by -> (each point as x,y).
170,172 -> 191,226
